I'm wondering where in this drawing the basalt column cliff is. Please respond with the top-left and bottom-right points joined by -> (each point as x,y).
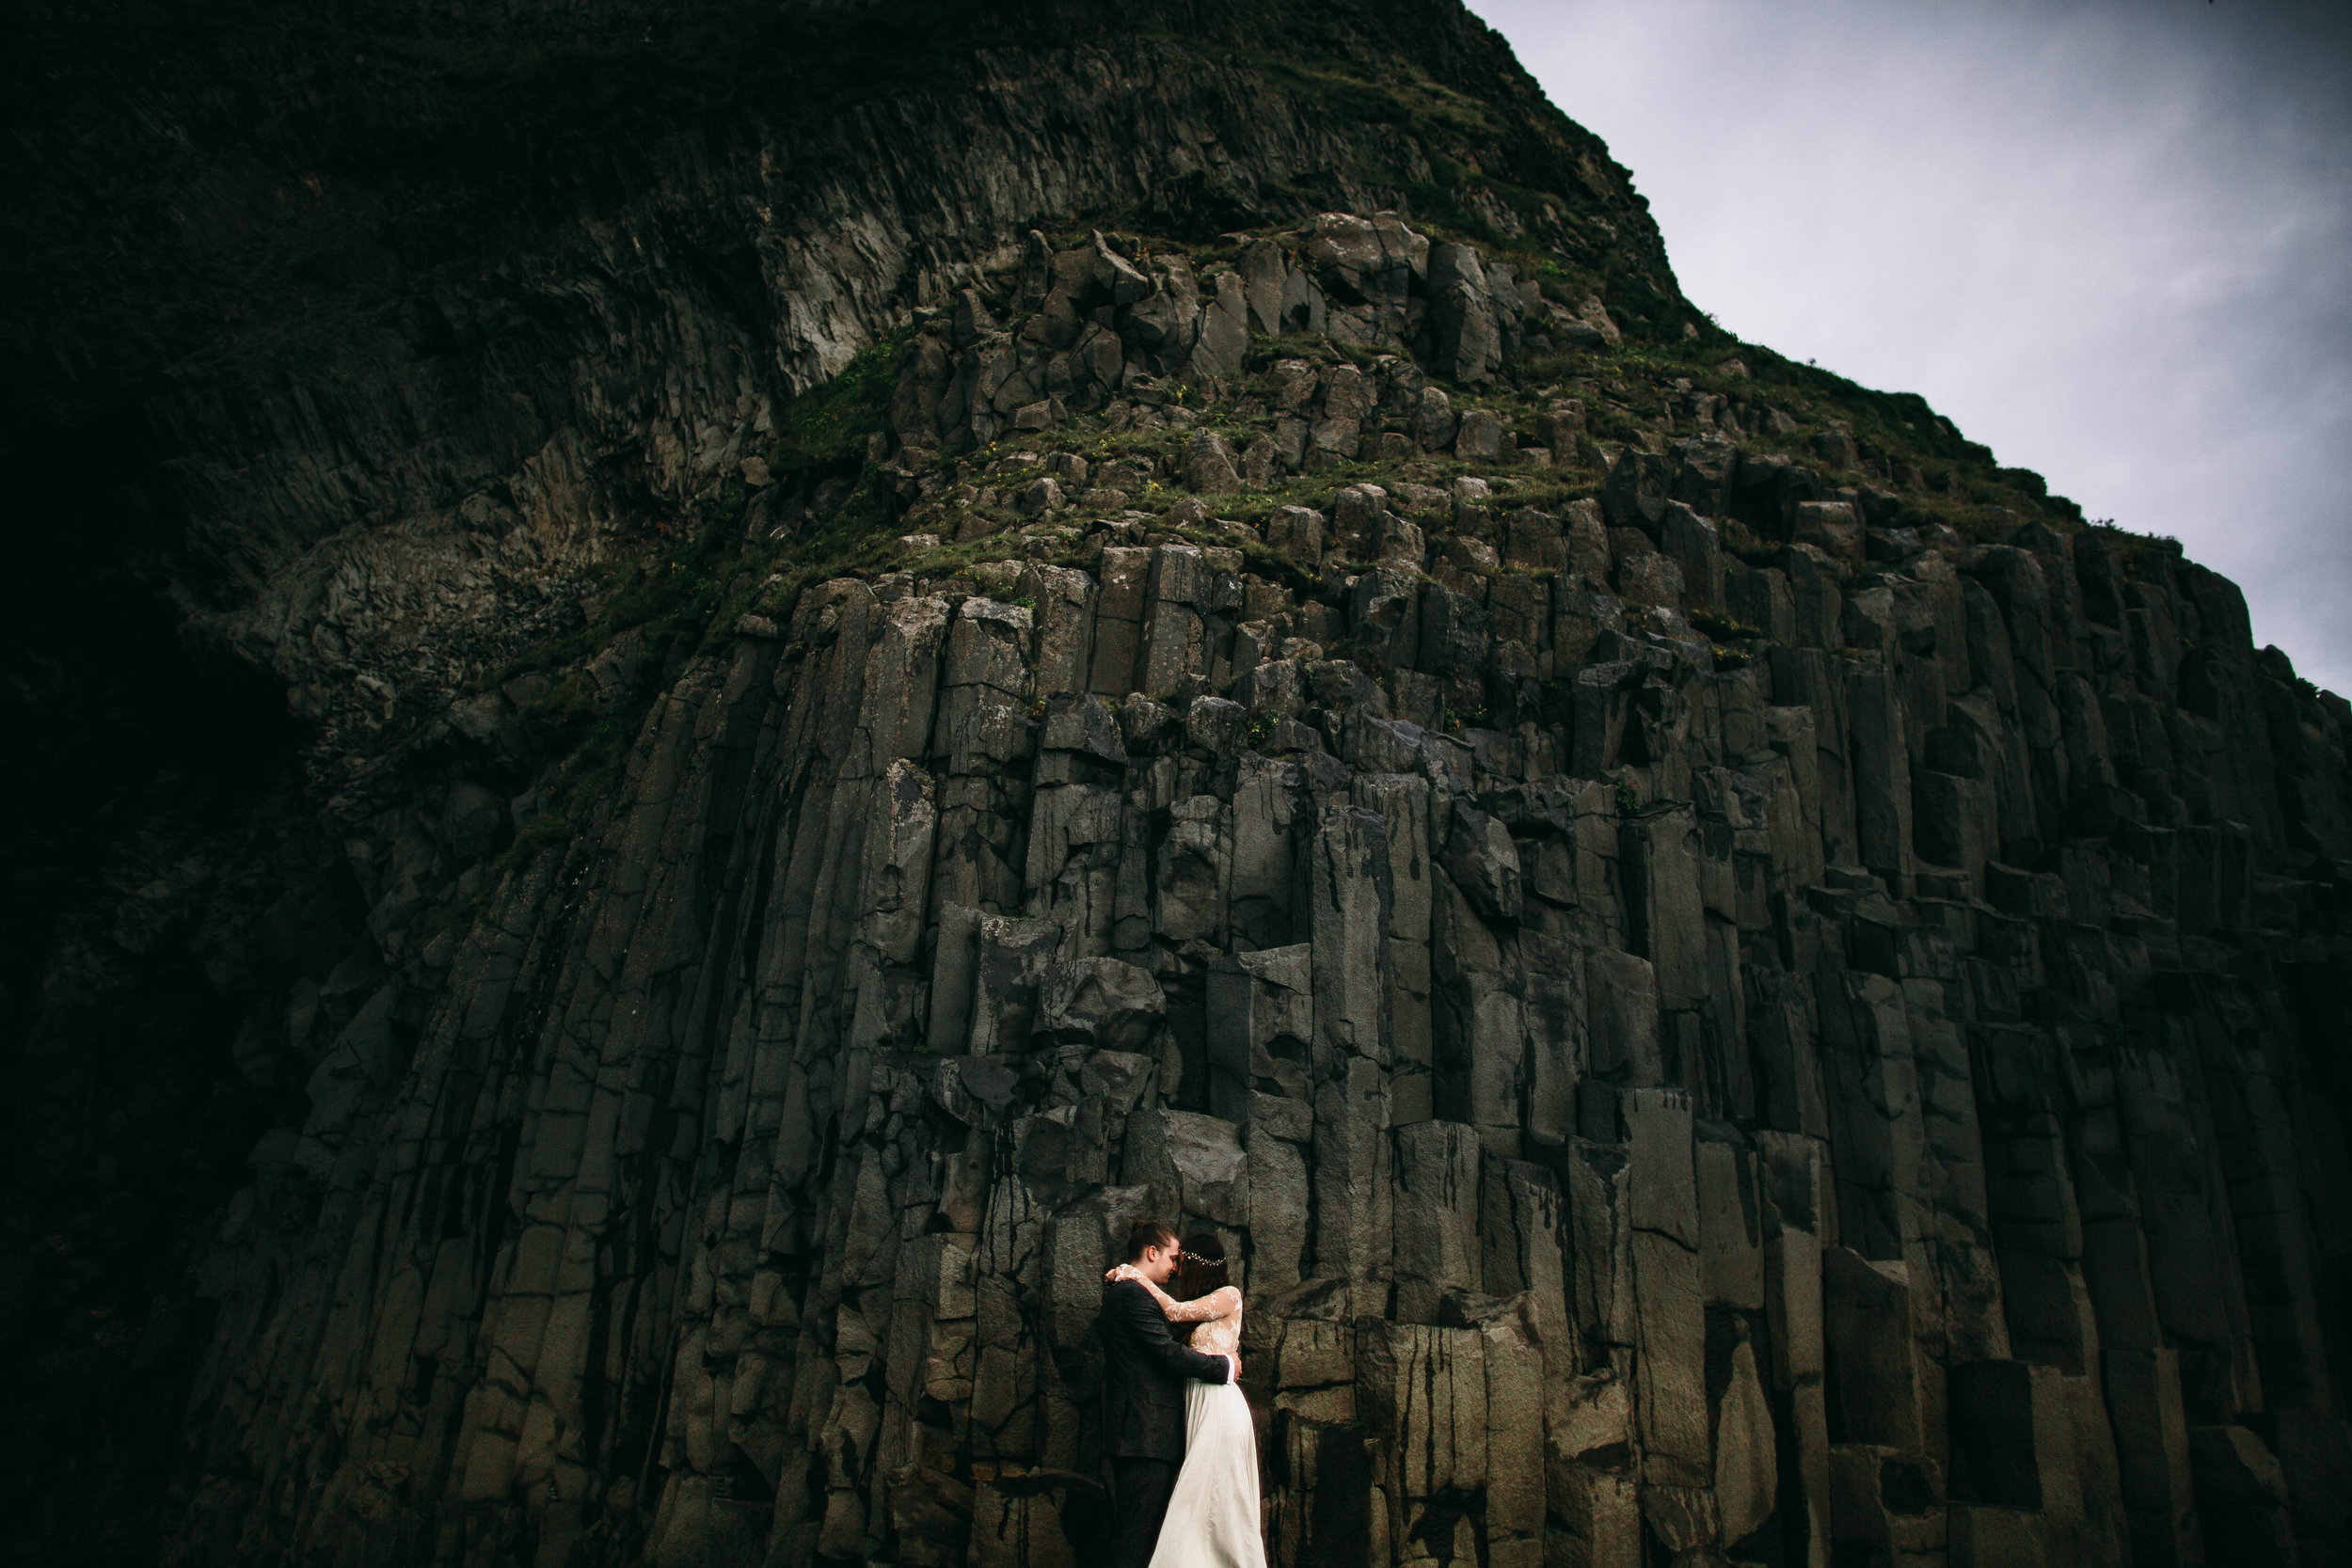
3,3 -> 2348,1566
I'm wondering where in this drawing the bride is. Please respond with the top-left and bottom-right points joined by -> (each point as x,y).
1105,1232 -> 1266,1568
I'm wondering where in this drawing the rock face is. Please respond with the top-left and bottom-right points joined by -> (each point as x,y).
170,217 -> 2352,1565
5,7 -> 2351,1568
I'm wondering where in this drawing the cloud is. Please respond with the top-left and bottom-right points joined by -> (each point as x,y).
1474,0 -> 2352,693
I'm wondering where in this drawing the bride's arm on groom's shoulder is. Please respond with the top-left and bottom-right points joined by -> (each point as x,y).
1101,1264 -> 1183,1317
1191,1286 -> 1245,1323
1102,1266 -> 1235,1324
1147,1283 -> 1240,1324
1111,1267 -> 1189,1319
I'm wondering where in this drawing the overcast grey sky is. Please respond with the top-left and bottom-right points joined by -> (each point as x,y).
1474,0 -> 2352,696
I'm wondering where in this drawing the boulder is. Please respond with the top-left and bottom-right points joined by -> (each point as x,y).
1440,796 -> 1522,922
1034,958 -> 1165,1052
1182,429 -> 1241,493
1454,406 -> 1507,462
1124,1108 -> 1250,1227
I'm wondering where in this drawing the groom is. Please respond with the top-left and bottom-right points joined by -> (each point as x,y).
1099,1218 -> 1235,1568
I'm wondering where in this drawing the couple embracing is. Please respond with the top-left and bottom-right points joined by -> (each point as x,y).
1096,1220 -> 1265,1568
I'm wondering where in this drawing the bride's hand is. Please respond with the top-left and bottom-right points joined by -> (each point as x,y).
1104,1262 -> 1143,1285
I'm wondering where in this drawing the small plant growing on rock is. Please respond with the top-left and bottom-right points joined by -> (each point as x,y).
1688,608 -> 1756,642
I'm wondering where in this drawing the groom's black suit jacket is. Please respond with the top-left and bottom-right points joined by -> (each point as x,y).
1097,1277 -> 1231,1461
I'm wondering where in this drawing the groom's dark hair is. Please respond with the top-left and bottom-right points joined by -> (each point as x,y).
1123,1219 -> 1179,1261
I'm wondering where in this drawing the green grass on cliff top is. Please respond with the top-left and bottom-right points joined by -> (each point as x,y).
432,198 -> 2138,955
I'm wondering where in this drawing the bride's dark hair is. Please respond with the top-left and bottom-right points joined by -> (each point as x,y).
1171,1231 -> 1231,1301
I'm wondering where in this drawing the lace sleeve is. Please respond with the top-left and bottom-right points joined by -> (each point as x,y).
1161,1285 -> 1242,1324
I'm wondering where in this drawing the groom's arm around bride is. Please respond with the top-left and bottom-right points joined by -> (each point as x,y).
1098,1221 -> 1232,1568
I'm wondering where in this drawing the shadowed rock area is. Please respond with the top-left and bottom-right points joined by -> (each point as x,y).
3,4 -> 2348,1568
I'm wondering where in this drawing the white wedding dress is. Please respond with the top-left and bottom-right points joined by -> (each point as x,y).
1147,1296 -> 1266,1568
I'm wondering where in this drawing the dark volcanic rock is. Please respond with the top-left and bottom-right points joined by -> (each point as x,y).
2,5 -> 2348,1568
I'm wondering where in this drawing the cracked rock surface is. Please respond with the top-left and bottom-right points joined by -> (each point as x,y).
4,6 -> 2350,1568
